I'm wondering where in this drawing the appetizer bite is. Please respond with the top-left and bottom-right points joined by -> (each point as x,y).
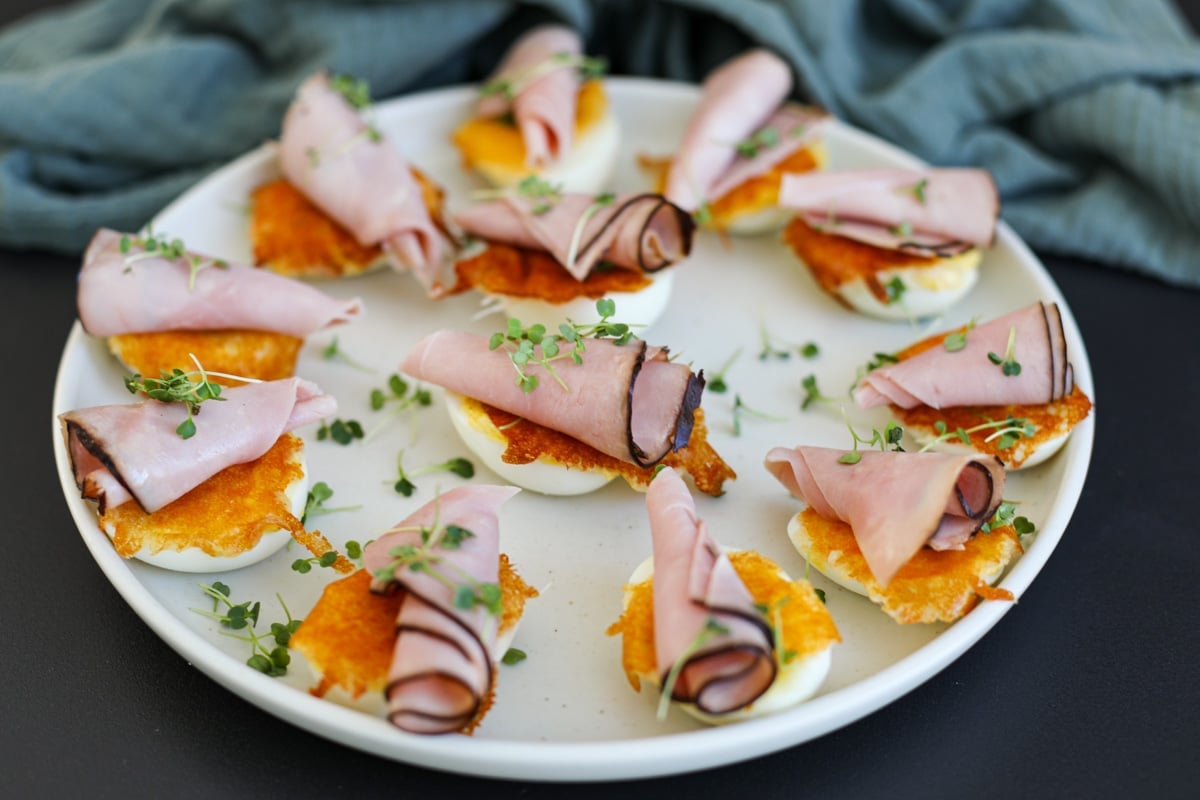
651,48 -> 828,235
764,445 -> 1024,624
79,228 -> 363,382
250,72 -> 449,286
780,168 -> 997,320
451,25 -> 619,193
854,301 -> 1092,469
449,185 -> 694,328
59,376 -> 349,573
608,467 -> 838,723
398,306 -> 734,497
290,486 -> 538,734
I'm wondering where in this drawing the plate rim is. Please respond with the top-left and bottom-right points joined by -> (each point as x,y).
51,76 -> 1095,782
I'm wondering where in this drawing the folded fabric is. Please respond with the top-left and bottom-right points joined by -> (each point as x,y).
1,0 -> 1198,287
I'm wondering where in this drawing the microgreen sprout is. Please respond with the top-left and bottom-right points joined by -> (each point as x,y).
987,325 -> 1022,376
479,52 -> 607,100
291,550 -> 340,574
800,374 -> 838,411
327,72 -> 383,148
365,375 -> 433,441
119,229 -> 229,291
316,418 -> 364,445
884,276 -> 907,305
837,417 -> 905,464
501,648 -> 528,666
489,299 -> 636,393
706,348 -> 742,394
374,506 -> 502,618
732,394 -> 786,437
734,125 -> 779,158
657,617 -> 730,720
758,322 -> 820,362
900,178 -> 928,205
565,192 -> 616,274
943,318 -> 978,353
692,202 -> 713,226
322,336 -> 373,373
123,354 -> 251,439
392,450 -> 475,497
919,416 -> 1036,453
301,481 -> 362,524
472,174 -> 563,214
754,597 -> 796,667
980,501 -> 1036,536
814,587 -> 827,604
190,584 -> 302,677
888,220 -> 914,238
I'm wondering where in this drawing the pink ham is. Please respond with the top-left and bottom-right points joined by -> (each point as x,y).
476,25 -> 582,167
664,49 -> 793,211
703,104 -> 829,202
401,331 -> 704,467
764,447 -> 1006,586
647,468 -> 775,714
279,72 -> 444,289
362,485 -> 519,734
854,302 -> 1074,410
60,378 -> 335,513
77,229 -> 364,338
452,192 -> 694,281
779,168 -> 999,253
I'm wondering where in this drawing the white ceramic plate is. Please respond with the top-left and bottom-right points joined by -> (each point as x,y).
51,79 -> 1094,781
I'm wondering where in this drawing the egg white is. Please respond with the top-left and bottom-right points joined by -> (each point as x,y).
621,553 -> 833,725
444,391 -> 616,496
101,447 -> 308,573
495,268 -> 674,332
473,110 -> 621,196
707,141 -> 831,237
835,248 -> 981,321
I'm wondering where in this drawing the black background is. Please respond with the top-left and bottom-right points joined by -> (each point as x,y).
2,1 -> 1197,797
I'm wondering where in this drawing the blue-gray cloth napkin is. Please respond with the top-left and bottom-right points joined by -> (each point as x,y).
1,0 -> 1198,286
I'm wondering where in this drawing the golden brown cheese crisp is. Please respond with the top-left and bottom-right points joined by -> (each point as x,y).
108,329 -> 303,384
795,507 -> 1021,624
100,434 -> 347,569
450,243 -> 652,303
249,168 -> 446,279
466,397 -> 735,497
607,550 -> 839,692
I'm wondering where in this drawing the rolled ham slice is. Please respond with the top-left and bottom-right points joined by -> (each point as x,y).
279,72 -> 443,288
779,168 -> 999,253
765,447 -> 1005,586
476,25 -> 582,167
452,192 -> 694,281
664,48 -> 793,211
362,485 -> 519,734
401,331 -> 704,467
647,468 -> 775,714
77,229 -> 364,338
854,302 -> 1074,410
60,378 -> 336,514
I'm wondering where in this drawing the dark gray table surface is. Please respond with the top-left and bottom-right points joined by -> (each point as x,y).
2,2 -> 1198,797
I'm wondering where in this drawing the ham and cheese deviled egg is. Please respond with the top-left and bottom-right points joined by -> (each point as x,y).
608,468 -> 839,723
452,25 -> 620,194
780,168 -> 998,320
448,188 -> 694,329
765,446 -> 1022,624
251,72 -> 450,286
78,228 -> 363,383
59,377 -> 349,573
290,486 -> 538,734
854,301 -> 1093,469
655,48 -> 829,236
398,321 -> 734,498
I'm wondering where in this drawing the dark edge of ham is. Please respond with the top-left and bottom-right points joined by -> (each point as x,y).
372,580 -> 493,734
383,620 -> 489,733
670,639 -> 778,714
625,348 -> 706,468
582,193 -> 695,275
951,459 -> 1000,520
64,419 -> 129,515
